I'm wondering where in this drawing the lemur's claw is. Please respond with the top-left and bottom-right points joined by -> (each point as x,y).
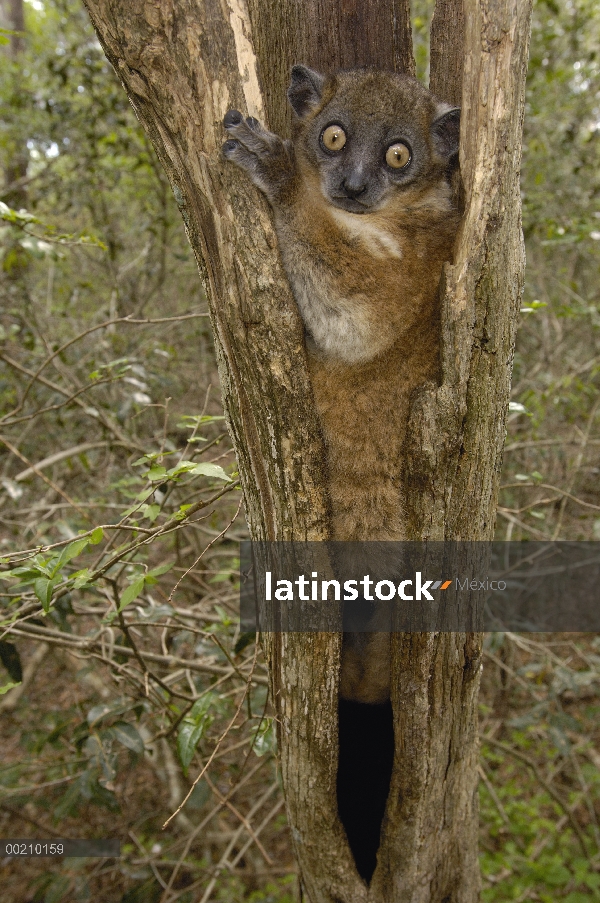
223,109 -> 243,128
222,139 -> 239,157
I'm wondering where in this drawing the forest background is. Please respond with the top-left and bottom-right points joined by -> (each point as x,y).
1,0 -> 600,901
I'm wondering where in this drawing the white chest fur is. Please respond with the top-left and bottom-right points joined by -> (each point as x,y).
329,208 -> 403,260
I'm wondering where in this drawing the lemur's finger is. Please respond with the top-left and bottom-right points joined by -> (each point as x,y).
224,111 -> 281,157
221,139 -> 240,159
221,139 -> 263,174
223,110 -> 262,132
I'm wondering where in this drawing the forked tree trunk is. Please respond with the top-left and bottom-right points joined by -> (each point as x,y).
80,0 -> 532,899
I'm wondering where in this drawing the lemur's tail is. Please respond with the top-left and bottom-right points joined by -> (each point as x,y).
337,698 -> 394,884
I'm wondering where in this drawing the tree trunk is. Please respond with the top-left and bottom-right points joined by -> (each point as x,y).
80,0 -> 532,899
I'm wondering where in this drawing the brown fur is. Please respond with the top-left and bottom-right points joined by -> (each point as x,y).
295,182 -> 456,703
288,181 -> 457,541
223,69 -> 461,703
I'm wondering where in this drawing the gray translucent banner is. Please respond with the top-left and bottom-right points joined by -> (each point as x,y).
0,839 -> 120,857
239,542 -> 600,632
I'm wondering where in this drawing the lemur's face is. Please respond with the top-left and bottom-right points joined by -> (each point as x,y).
305,104 -> 423,214
288,67 -> 460,215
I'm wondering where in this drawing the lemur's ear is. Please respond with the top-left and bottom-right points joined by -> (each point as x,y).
431,107 -> 461,160
288,65 -> 326,118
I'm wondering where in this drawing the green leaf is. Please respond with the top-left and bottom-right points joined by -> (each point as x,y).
146,466 -> 167,482
90,527 -> 104,544
87,703 -> 116,725
175,504 -> 193,521
252,718 -> 274,756
209,570 -> 233,584
147,561 -> 174,578
177,696 -> 215,772
0,680 -> 21,696
540,864 -> 572,887
141,503 -> 160,522
177,721 -> 206,772
188,462 -> 231,481
34,576 -> 59,611
55,537 -> 90,571
187,695 -> 215,721
0,201 -> 40,225
54,779 -> 82,820
166,460 -> 197,477
13,564 -> 51,580
71,568 -> 93,589
87,697 -> 144,726
118,577 -> 146,610
111,721 -> 145,755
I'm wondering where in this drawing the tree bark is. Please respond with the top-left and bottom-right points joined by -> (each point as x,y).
246,0 -> 414,136
80,0 -> 532,899
382,5 -> 531,899
429,0 -> 464,106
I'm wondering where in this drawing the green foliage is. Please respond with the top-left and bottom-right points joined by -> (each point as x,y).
523,0 -> 600,241
411,2 -> 435,83
177,694 -> 218,772
480,731 -> 600,901
0,679 -> 21,694
479,633 -> 600,901
213,874 -> 298,903
499,0 -> 600,542
0,3 -> 270,901
252,717 -> 275,757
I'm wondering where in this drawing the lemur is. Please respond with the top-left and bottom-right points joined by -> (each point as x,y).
223,65 -> 461,883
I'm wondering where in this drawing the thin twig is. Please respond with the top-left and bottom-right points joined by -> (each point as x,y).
499,482 -> 600,512
162,642 -> 260,829
168,495 -> 243,603
203,771 -> 274,865
3,623 -> 267,683
13,441 -> 125,482
4,311 -> 207,417
0,435 -> 90,519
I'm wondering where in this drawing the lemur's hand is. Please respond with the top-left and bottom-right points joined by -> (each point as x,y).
222,111 -> 297,205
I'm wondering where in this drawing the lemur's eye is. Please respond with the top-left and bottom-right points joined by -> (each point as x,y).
386,142 -> 411,169
321,124 -> 347,152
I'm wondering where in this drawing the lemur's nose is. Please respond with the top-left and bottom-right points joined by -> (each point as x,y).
341,178 -> 367,199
